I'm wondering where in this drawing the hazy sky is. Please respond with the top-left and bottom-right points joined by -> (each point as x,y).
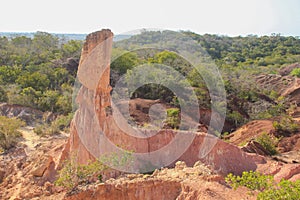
0,0 -> 299,36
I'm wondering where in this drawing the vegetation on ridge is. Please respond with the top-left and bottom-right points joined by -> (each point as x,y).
226,170 -> 300,200
0,30 -> 299,141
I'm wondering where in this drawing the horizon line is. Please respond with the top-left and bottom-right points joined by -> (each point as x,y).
0,30 -> 299,38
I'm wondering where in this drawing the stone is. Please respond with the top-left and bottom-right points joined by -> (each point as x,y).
0,103 -> 44,125
274,164 -> 300,182
62,29 -> 266,177
63,163 -> 257,200
31,155 -> 54,177
241,140 -> 271,156
175,161 -> 187,170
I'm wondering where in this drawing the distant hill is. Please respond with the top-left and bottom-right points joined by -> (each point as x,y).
0,32 -> 87,40
0,32 -> 132,41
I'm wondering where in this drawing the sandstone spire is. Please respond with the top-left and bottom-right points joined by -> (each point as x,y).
62,29 -> 264,176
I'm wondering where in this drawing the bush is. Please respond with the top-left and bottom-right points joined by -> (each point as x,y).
225,171 -> 273,191
272,115 -> 299,136
55,151 -> 133,190
0,86 -> 7,102
55,154 -> 108,189
165,108 -> 180,129
34,113 -> 73,136
255,96 -> 286,120
227,111 -> 245,127
290,68 -> 300,77
51,113 -> 73,132
226,171 -> 300,200
0,116 -> 25,150
258,179 -> 300,200
256,133 -> 278,155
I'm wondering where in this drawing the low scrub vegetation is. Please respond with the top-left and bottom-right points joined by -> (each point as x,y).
55,151 -> 133,190
34,113 -> 73,136
55,154 -> 107,189
0,116 -> 25,151
272,115 -> 299,136
256,133 -> 278,155
290,68 -> 300,77
165,108 -> 180,129
226,170 -> 300,200
1,31 -> 300,134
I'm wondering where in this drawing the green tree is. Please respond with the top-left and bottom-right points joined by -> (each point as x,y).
0,66 -> 22,84
16,71 -> 50,91
18,87 -> 41,107
227,111 -> 245,127
38,90 -> 60,112
32,32 -> 60,64
111,51 -> 140,74
62,40 -> 82,58
272,115 -> 299,137
226,170 -> 273,191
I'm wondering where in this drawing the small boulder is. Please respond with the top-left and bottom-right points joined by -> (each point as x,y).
241,140 -> 271,156
175,161 -> 187,170
31,156 -> 54,177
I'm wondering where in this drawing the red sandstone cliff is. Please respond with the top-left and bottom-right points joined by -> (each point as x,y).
61,29 -> 265,176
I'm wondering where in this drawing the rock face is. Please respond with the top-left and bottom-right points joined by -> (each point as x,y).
256,72 -> 300,105
64,161 -> 256,200
61,29 -> 267,177
0,103 -> 44,125
227,120 -> 275,146
241,140 -> 271,156
0,132 -> 67,200
279,63 -> 300,76
227,118 -> 300,182
31,155 -> 56,179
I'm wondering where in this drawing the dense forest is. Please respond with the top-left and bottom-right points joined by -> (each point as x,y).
0,31 -> 300,135
112,31 -> 300,130
0,32 -> 82,114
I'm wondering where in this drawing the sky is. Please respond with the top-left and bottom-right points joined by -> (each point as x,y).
0,0 -> 299,36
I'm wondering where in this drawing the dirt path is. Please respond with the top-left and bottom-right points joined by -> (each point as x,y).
18,126 -> 41,156
9,171 -> 23,200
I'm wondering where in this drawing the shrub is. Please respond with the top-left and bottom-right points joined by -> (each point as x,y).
272,115 -> 299,136
226,171 -> 300,200
258,179 -> 300,200
255,96 -> 286,120
269,90 -> 279,100
165,108 -> 180,129
225,171 -> 273,191
290,68 -> 300,77
34,113 -> 73,136
256,133 -> 278,155
227,111 -> 245,127
55,151 -> 133,190
0,116 -> 25,150
0,86 -> 7,102
51,113 -> 73,132
55,154 -> 108,189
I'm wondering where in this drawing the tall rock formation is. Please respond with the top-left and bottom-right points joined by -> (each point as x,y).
61,29 -> 265,176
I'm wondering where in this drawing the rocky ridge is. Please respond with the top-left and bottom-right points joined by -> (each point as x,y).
64,161 -> 256,200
